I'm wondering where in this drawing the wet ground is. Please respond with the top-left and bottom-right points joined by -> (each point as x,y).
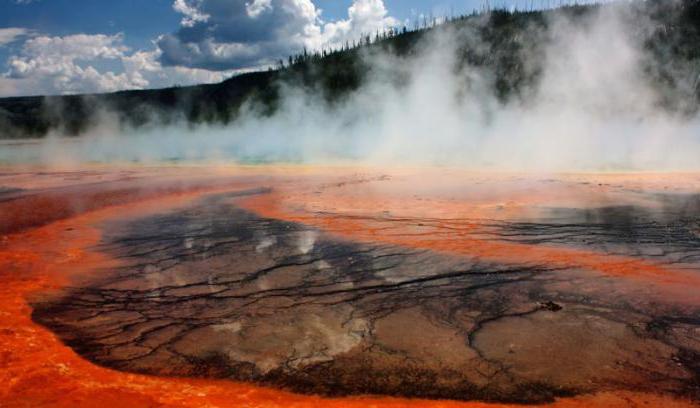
2,166 -> 700,407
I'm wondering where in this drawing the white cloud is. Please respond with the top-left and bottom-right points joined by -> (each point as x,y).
122,47 -> 236,87
0,76 -> 20,96
246,0 -> 273,18
173,0 -> 210,27
158,0 -> 398,71
4,33 -> 147,94
0,32 -> 239,96
0,28 -> 33,47
0,0 -> 399,96
315,0 -> 398,49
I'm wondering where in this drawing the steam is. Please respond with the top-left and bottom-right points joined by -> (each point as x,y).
2,3 -> 700,171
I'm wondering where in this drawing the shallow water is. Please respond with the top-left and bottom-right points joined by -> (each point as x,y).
1,165 -> 699,407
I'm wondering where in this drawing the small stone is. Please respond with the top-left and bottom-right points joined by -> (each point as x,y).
539,301 -> 563,312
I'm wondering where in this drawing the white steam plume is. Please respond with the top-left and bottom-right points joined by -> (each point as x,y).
2,3 -> 700,171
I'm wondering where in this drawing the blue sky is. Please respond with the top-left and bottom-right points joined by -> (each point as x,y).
0,0 -> 490,97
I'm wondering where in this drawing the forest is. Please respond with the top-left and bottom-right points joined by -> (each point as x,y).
0,0 -> 699,139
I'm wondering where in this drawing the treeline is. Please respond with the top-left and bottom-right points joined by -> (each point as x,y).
1,0 -> 699,138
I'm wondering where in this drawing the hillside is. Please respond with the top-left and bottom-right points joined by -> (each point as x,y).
1,0 -> 699,139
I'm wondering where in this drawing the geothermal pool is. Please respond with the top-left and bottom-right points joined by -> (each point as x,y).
1,165 -> 699,407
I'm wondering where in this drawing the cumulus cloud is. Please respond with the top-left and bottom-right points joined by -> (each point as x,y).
121,48 -> 236,88
0,76 -> 20,96
4,33 -> 147,94
318,0 -> 398,49
0,32 -> 236,96
246,0 -> 273,18
173,0 -> 210,27
158,0 -> 398,71
0,27 -> 34,47
0,0 -> 399,96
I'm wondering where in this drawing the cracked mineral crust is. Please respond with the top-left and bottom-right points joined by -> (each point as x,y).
30,185 -> 700,404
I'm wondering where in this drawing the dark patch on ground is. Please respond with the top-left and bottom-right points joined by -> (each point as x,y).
490,194 -> 700,267
31,191 -> 700,403
0,186 -> 24,200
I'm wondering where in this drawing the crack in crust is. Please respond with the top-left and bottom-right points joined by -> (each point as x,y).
32,192 -> 700,404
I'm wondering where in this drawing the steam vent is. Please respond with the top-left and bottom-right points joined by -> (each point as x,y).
2,1 -> 700,407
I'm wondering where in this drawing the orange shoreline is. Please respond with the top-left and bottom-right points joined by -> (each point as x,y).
0,166 -> 698,407
238,191 -> 700,305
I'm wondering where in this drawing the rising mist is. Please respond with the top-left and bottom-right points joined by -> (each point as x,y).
2,1 -> 700,171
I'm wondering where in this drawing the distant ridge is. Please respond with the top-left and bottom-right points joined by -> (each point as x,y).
1,0 -> 699,139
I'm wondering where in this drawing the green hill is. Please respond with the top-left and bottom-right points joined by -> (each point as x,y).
1,0 -> 699,139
